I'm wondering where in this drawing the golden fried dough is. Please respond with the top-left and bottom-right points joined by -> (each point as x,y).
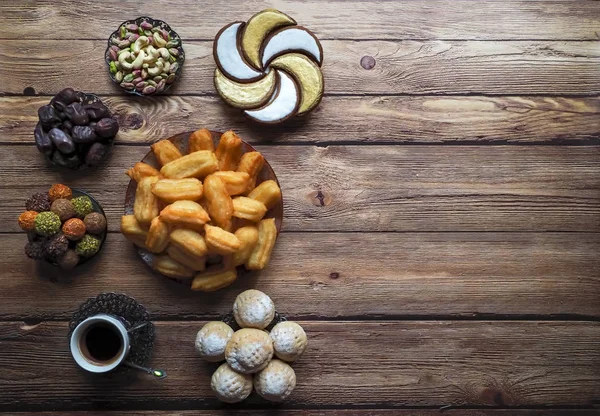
133,176 -> 160,226
145,216 -> 170,253
237,151 -> 265,192
232,226 -> 259,266
153,255 -> 195,279
215,130 -> 243,171
127,162 -> 162,182
160,150 -> 218,179
205,224 -> 241,255
167,245 -> 207,271
212,171 -> 251,196
169,228 -> 208,258
189,128 -> 214,153
248,180 -> 281,209
192,268 -> 237,292
151,139 -> 183,166
246,218 -> 277,270
160,200 -> 211,231
152,178 -> 203,203
232,196 -> 268,222
204,175 -> 234,229
120,215 -> 148,248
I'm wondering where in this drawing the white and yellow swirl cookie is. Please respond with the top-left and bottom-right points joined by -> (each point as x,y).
213,9 -> 324,124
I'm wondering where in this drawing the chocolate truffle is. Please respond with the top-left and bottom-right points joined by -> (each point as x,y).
25,192 -> 51,212
18,211 -> 38,231
62,218 -> 86,241
48,184 -> 72,202
34,211 -> 62,236
46,233 -> 69,259
51,199 -> 76,222
75,234 -> 101,257
71,196 -> 94,218
25,240 -> 46,260
57,249 -> 79,270
83,212 -> 107,235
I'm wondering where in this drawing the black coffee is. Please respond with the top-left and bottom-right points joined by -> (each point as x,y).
84,324 -> 122,362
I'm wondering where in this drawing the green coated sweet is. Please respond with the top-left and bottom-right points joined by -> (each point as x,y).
34,211 -> 62,237
71,196 -> 94,218
75,234 -> 101,257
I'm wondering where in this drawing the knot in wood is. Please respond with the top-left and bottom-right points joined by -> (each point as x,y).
308,190 -> 332,207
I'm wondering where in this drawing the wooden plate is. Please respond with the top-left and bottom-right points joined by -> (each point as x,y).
123,130 -> 283,286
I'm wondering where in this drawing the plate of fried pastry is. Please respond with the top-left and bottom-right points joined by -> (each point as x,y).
121,129 -> 283,291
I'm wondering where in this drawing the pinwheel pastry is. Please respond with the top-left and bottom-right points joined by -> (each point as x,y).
213,9 -> 324,124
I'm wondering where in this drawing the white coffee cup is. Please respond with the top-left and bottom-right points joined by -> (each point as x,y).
70,314 -> 131,373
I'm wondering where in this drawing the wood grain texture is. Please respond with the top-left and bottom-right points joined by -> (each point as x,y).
1,0 -> 599,40
2,96 -> 599,145
1,233 -> 598,320
2,40 -> 599,95
1,145 -> 598,233
0,321 -> 598,410
8,412 -> 600,416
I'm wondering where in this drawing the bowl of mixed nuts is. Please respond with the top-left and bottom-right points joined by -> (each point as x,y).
105,17 -> 185,96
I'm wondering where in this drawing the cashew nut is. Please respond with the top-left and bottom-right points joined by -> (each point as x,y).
147,60 -> 164,76
118,51 -> 134,70
133,36 -> 150,53
163,60 -> 171,74
132,50 -> 146,70
157,47 -> 170,60
153,31 -> 167,48
142,45 -> 159,64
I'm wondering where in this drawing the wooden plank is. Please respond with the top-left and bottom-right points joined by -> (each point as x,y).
1,232 -> 598,320
2,40 -> 599,95
8,411 -> 600,415
1,145 -> 599,233
0,321 -> 598,410
2,96 -> 599,145
1,0 -> 598,40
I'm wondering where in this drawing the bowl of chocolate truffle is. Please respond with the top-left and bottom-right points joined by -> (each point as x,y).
35,88 -> 119,169
18,184 -> 108,270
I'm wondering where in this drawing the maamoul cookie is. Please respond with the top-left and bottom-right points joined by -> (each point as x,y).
195,321 -> 234,362
225,328 -> 274,374
233,289 -> 275,329
254,359 -> 296,402
210,362 -> 253,403
269,321 -> 307,362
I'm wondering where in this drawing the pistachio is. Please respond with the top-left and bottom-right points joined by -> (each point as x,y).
132,69 -> 142,77
151,27 -> 161,33
128,33 -> 140,43
109,61 -> 118,74
138,26 -> 144,35
115,71 -> 124,82
160,29 -> 170,41
132,77 -> 143,84
169,55 -> 177,63
135,81 -> 147,91
110,45 -> 120,53
156,79 -> 166,91
161,72 -> 169,79
109,49 -> 118,61
123,73 -> 135,82
166,74 -> 176,84
147,79 -> 157,87
165,39 -> 179,49
140,21 -> 153,30
131,50 -> 146,69
142,86 -> 156,95
111,37 -> 121,46
120,26 -> 127,39
144,29 -> 152,37
125,23 -> 139,32
120,82 -> 135,89
117,39 -> 131,48
153,31 -> 167,47
132,36 -> 149,53
168,48 -> 179,57
169,62 -> 179,74
153,75 -> 163,83
141,68 -> 149,79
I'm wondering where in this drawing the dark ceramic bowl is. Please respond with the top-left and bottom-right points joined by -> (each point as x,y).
105,16 -> 185,96
38,92 -> 116,170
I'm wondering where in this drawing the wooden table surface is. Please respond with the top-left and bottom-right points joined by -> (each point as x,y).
1,1 -> 599,414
